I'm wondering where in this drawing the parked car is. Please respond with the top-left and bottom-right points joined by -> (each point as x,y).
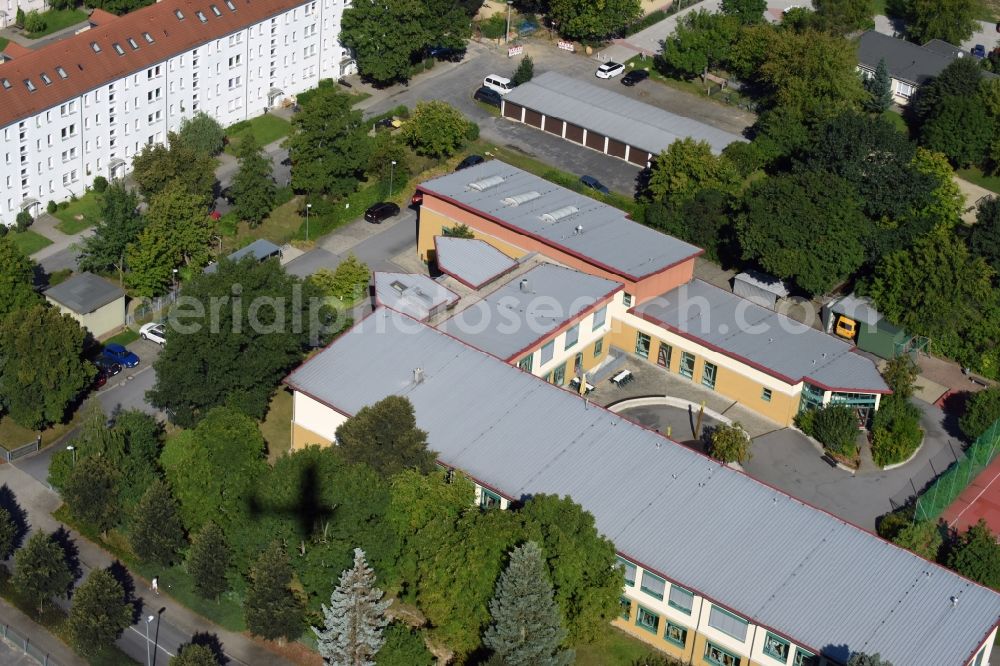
473,86 -> 503,108
456,155 -> 485,171
580,175 -> 610,195
483,75 -> 514,95
973,44 -> 987,59
621,69 -> 649,86
365,202 -> 401,224
411,191 -> 424,206
596,61 -> 625,79
93,357 -> 122,379
139,322 -> 167,346
428,46 -> 465,62
102,343 -> 139,368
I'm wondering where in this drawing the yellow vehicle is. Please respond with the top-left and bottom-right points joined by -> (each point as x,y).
835,315 -> 857,340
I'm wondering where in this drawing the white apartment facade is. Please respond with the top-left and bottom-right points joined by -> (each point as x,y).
1,0 -> 47,28
0,0 -> 353,226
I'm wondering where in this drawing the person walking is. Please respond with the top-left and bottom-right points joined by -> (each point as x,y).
151,576 -> 159,596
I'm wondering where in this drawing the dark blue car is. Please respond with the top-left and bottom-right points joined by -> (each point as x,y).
102,343 -> 139,368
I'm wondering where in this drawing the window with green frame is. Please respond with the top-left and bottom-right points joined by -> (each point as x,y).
616,556 -> 636,586
668,584 -> 693,614
636,332 -> 651,358
564,323 -> 579,350
792,649 -> 817,666
540,340 -> 554,365
518,355 -> 533,372
679,351 -> 695,379
636,606 -> 659,634
763,632 -> 790,662
619,596 -> 632,620
593,337 -> 604,357
704,641 -> 741,666
664,621 -> 687,648
479,488 -> 501,510
553,362 -> 566,385
657,342 -> 672,367
702,361 -> 717,389
639,570 -> 665,600
593,305 -> 607,331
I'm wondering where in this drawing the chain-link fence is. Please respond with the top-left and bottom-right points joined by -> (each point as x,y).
914,418 -> 1000,522
0,622 -> 62,666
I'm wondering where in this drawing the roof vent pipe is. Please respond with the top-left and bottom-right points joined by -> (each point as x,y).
950,596 -> 959,607
413,368 -> 424,384
575,225 -> 583,234
519,278 -> 530,293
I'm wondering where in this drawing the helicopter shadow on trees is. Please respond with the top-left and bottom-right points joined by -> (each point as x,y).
247,460 -> 337,543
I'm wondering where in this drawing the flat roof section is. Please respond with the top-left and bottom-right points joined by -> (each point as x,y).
44,271 -> 123,314
433,236 -> 518,289
438,263 -> 620,360
634,280 -> 889,393
285,307 -> 1000,666
503,71 -> 747,155
419,160 -> 702,281
373,272 -> 459,322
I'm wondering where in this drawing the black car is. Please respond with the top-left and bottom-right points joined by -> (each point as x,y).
621,69 -> 650,86
93,357 -> 122,378
427,46 -> 465,62
473,86 -> 503,108
580,175 -> 610,195
456,155 -> 485,171
364,201 -> 401,224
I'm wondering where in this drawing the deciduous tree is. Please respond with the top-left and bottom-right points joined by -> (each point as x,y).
658,11 -> 740,78
402,101 -> 475,159
969,197 -> 1000,274
63,456 -> 120,535
959,387 -> 1000,441
131,132 -> 216,206
77,182 -> 145,275
720,0 -> 766,24
335,396 -> 437,478
313,548 -> 391,665
643,189 -> 738,265
948,519 -> 1000,590
902,0 -> 977,45
813,0 -> 873,33
130,480 -> 186,566
340,0 -> 430,86
484,541 -> 573,666
66,569 -> 133,656
548,0 -> 642,41
178,112 -> 227,157
308,254 -> 370,303
13,531 -> 72,612
187,522 -> 230,601
0,507 -> 17,560
891,520 -> 943,560
377,624 -> 434,666
0,304 -> 94,429
0,236 -> 40,321
244,540 -> 306,642
366,133 -> 409,183
171,644 -> 220,666
920,94 -> 992,167
709,422 -> 753,463
645,138 -> 741,204
231,136 -> 276,227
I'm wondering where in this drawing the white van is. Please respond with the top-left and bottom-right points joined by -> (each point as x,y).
483,74 -> 514,95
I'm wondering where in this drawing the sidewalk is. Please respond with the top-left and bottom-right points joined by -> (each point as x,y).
28,214 -> 92,263
0,18 -> 90,51
0,464 -> 294,666
0,597 -> 85,666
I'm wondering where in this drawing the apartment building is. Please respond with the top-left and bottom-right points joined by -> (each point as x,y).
1,1 -> 47,27
0,0 -> 352,225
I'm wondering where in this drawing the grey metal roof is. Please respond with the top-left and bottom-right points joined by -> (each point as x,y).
227,239 -> 282,263
373,272 -> 458,322
438,263 -> 621,360
635,280 -> 889,393
504,71 -> 746,155
434,236 -> 518,289
44,271 -> 123,314
286,307 -> 1000,666
857,31 -> 960,85
418,160 -> 702,280
828,294 -> 883,327
734,271 -> 789,298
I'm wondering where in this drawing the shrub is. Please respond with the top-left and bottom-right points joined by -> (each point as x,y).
22,10 -> 45,34
721,141 -> 764,178
960,387 -> 1000,441
871,395 -> 923,467
423,57 -> 435,71
15,211 -> 33,232
15,7 -> 24,28
708,422 -> 752,463
811,405 -> 859,457
92,176 -> 109,193
464,122 -> 479,142
46,201 -> 57,215
876,504 -> 915,540
0,224 -> 7,237
57,201 -> 69,211
793,408 -> 816,436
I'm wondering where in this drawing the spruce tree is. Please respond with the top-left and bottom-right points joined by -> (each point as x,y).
130,480 -> 186,566
511,55 -> 534,86
13,531 -> 73,612
66,569 -> 133,656
313,548 -> 391,666
0,507 -> 18,560
484,541 -> 573,666
864,58 -> 893,113
243,541 -> 304,642
187,522 -> 230,601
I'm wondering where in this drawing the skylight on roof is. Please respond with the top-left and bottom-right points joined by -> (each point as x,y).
174,9 -> 184,19
210,4 -> 221,15
142,32 -> 154,43
127,37 -> 138,49
468,175 -> 505,191
196,10 -> 207,22
112,43 -> 125,56
24,79 -> 35,92
540,206 -> 579,223
224,0 -> 236,10
502,191 -> 541,206
39,73 -> 52,85
1,79 -> 10,90
55,66 -> 68,79
90,41 -> 101,53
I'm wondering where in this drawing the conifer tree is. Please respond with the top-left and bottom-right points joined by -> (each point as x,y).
484,541 -> 573,666
66,569 -> 133,656
864,58 -> 893,113
13,531 -> 73,612
313,548 -> 391,666
130,480 -> 186,566
0,507 -> 18,560
243,541 -> 304,642
187,522 -> 229,601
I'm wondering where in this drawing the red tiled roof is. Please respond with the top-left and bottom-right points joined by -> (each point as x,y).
2,42 -> 32,59
0,0 -> 305,129
942,454 -> 1000,537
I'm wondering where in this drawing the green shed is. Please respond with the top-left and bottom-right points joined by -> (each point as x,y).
823,294 -> 925,360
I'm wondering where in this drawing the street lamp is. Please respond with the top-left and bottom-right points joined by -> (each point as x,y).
144,615 -> 154,666
171,268 -> 178,293
389,160 -> 397,198
505,0 -> 513,45
66,445 -> 75,466
305,203 -> 312,243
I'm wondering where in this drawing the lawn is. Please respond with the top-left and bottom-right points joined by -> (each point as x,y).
882,109 -> 909,134
575,628 -> 656,666
624,56 -> 752,112
24,8 -> 88,39
227,196 -> 303,247
958,167 -> 1000,195
0,409 -> 83,453
53,191 -> 103,234
8,229 -> 52,256
978,0 -> 1000,21
870,0 -> 888,15
225,114 -> 292,154
103,328 -> 139,347
0,37 -> 8,52
261,388 -> 293,462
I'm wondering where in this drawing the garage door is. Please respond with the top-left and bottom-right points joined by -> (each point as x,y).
502,102 -> 523,120
524,109 -> 543,128
543,115 -> 563,135
585,131 -> 605,151
627,147 -> 651,166
607,138 -> 627,159
565,123 -> 584,144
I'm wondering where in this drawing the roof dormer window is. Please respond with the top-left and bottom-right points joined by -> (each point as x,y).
24,79 -> 35,92
90,42 -> 101,53
210,4 -> 221,15
1,79 -> 11,90
174,9 -> 184,19
112,42 -> 125,56
224,0 -> 235,10
196,10 -> 207,22
142,32 -> 154,43
127,37 -> 138,49
39,73 -> 52,85
55,66 -> 67,79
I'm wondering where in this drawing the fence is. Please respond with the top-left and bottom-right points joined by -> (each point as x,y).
914,418 -> 1000,522
0,437 -> 40,463
126,291 -> 177,328
0,622 -> 62,666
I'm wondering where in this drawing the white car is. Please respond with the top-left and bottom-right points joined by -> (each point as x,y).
596,61 -> 625,79
139,322 -> 167,346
